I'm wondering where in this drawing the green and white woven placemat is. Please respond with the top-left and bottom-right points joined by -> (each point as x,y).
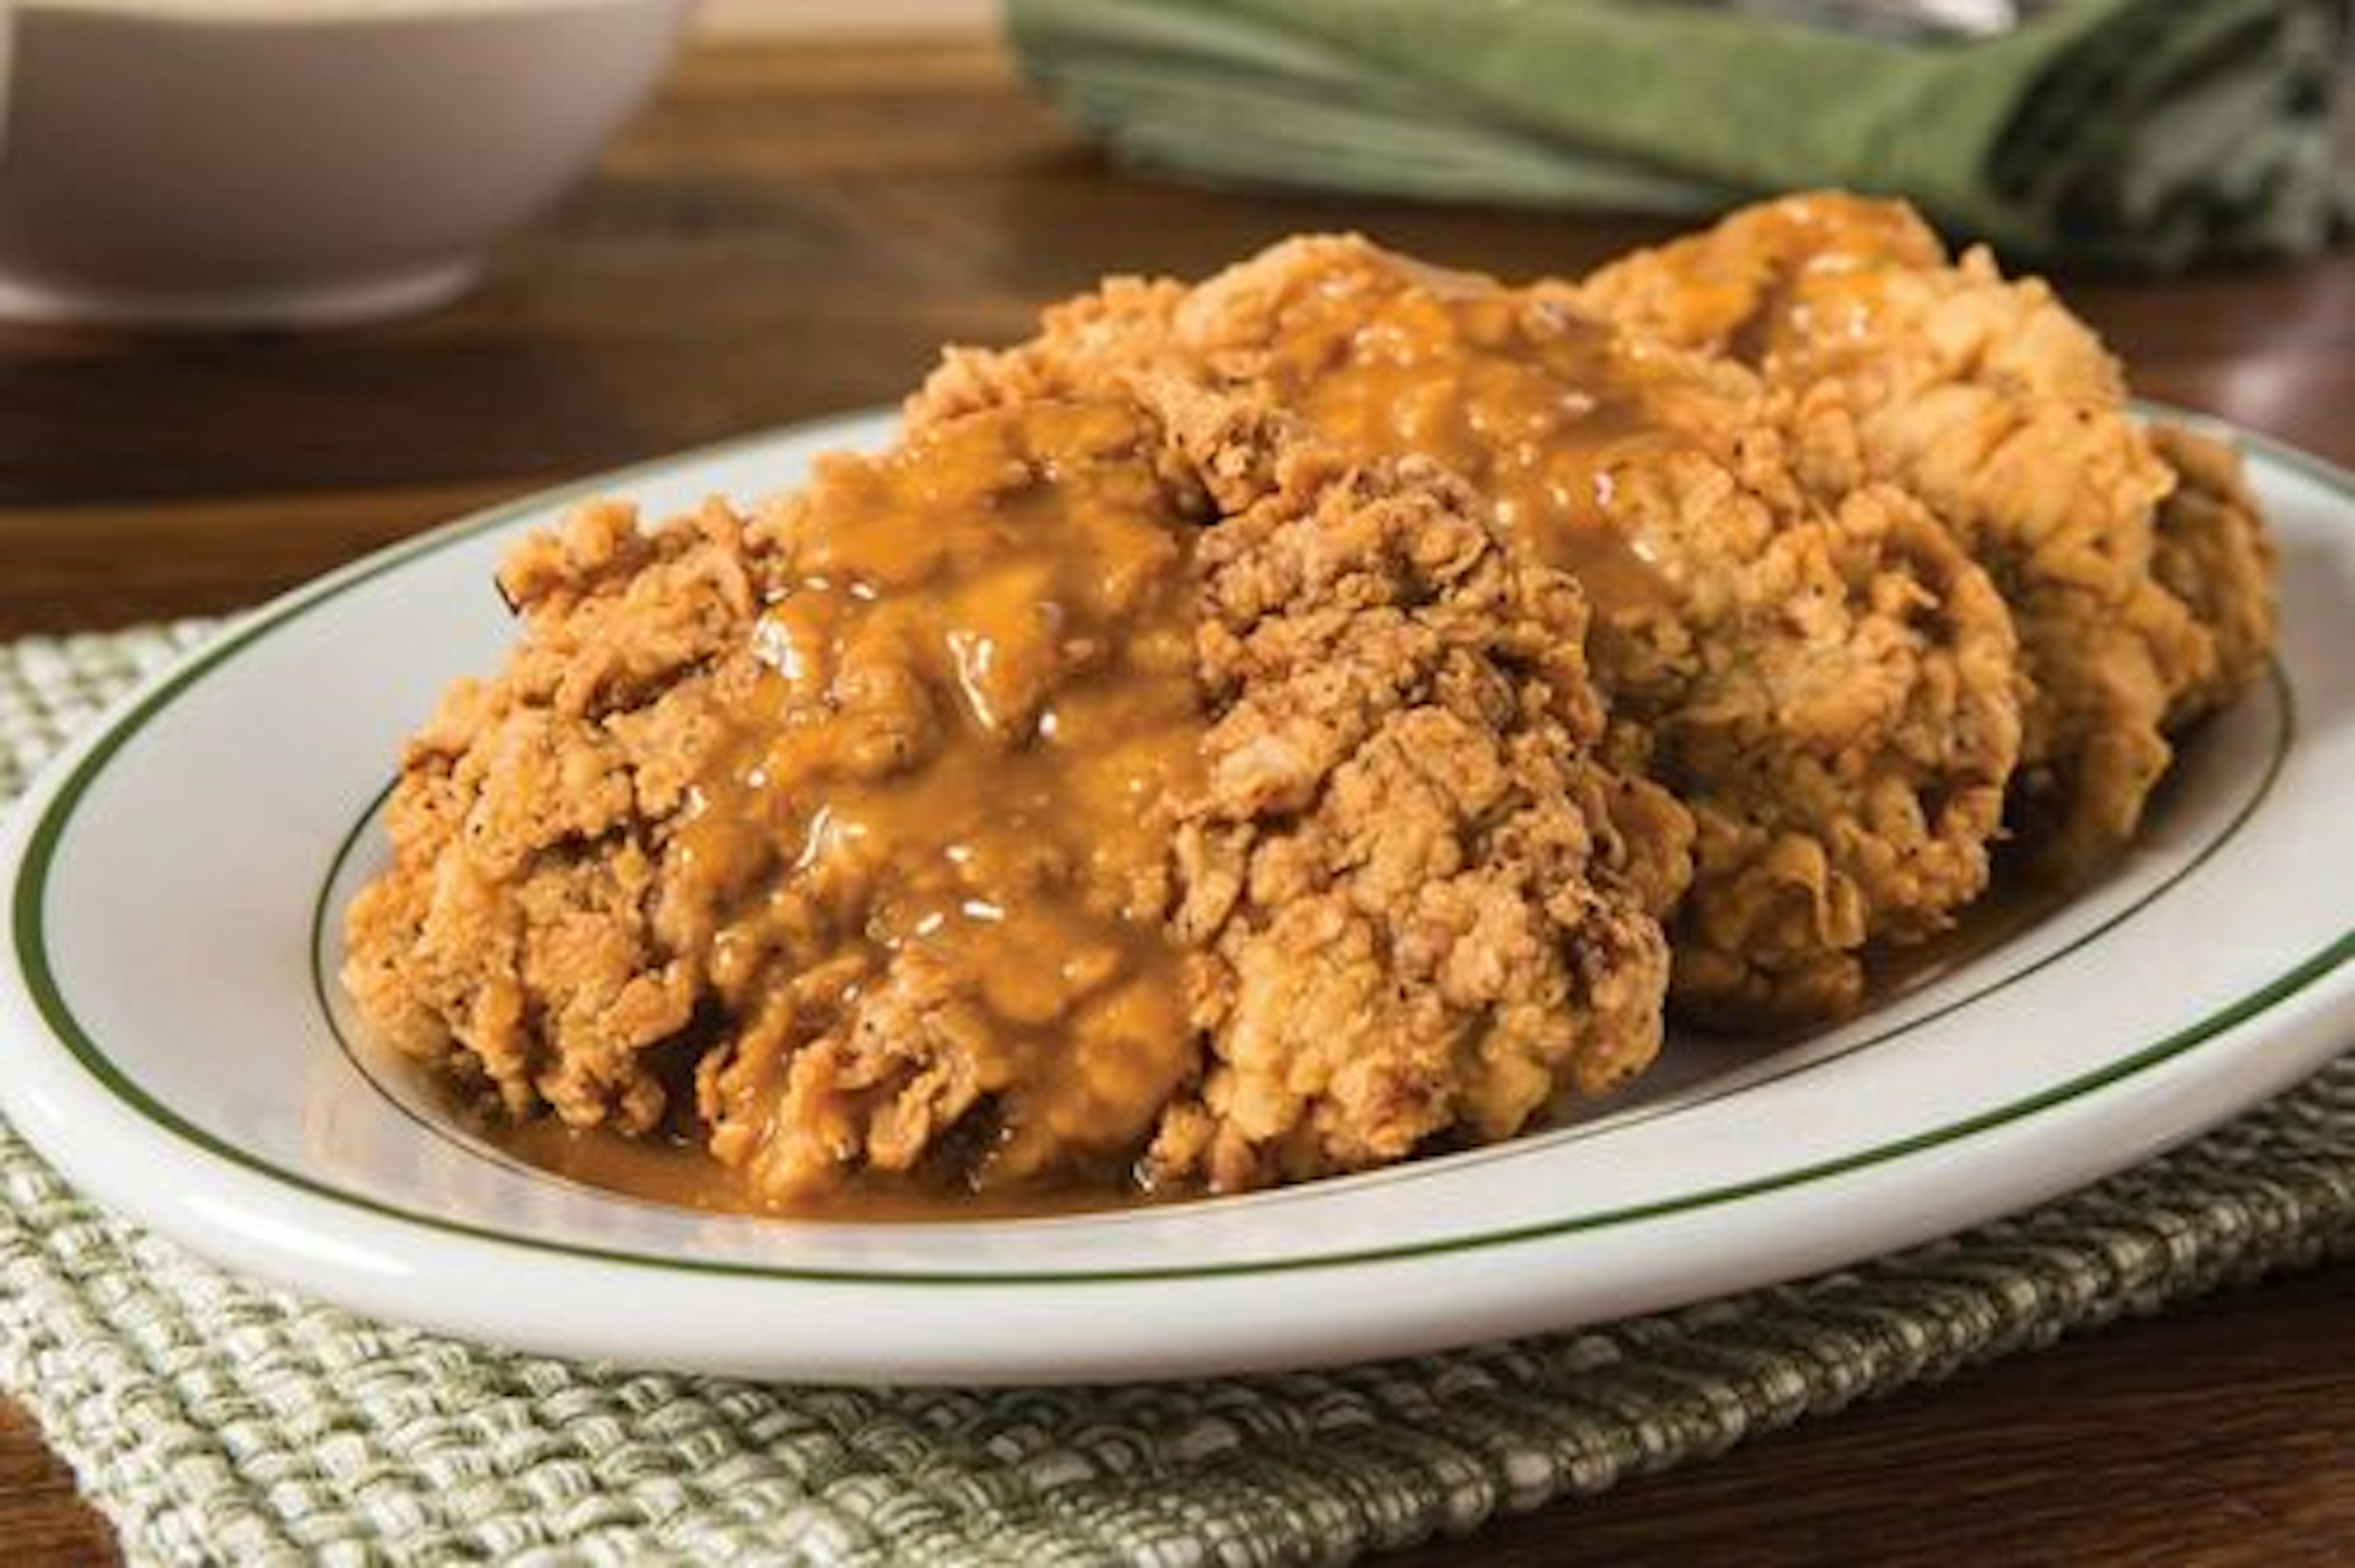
1,622 -> 2349,1567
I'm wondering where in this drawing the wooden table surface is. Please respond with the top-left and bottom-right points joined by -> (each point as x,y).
2,34 -> 2349,1567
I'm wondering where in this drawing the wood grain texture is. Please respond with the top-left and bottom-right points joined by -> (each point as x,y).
0,1403 -> 118,1567
0,34 -> 2348,1567
1380,1266 -> 2355,1568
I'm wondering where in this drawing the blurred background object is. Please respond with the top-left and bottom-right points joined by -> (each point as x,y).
699,0 -> 990,33
0,0 -> 693,328
1008,0 -> 2351,268
9,0 -> 2334,334
1734,1 -> 2048,42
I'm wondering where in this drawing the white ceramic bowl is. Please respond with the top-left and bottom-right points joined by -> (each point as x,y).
0,0 -> 694,327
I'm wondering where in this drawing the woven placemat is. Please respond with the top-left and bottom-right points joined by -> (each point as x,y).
1,622 -> 2348,1567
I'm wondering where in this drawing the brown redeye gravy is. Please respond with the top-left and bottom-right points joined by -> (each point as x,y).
576,399 -> 1210,1207
1247,261 -> 1679,618
1723,196 -> 1924,370
481,1112 -> 1166,1220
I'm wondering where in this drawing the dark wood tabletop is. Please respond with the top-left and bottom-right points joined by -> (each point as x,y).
2,34 -> 2349,1567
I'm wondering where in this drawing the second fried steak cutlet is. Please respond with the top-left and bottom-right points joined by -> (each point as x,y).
1578,192 -> 2278,873
1147,386 -> 1685,1190
914,235 -> 2024,1029
342,391 -> 1682,1200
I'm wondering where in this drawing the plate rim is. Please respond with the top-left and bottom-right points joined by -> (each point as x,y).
6,404 -> 2352,1289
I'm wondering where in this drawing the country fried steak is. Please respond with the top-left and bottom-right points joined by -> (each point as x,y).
1579,192 -> 2277,873
343,198 -> 2279,1212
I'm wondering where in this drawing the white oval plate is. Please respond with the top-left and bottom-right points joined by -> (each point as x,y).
2,410 -> 2349,1385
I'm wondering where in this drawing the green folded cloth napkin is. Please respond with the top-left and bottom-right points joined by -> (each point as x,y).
1009,0 -> 2350,268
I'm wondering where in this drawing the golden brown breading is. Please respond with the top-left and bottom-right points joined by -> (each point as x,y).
917,275 -> 1185,426
342,498 -> 751,1135
1146,390 -> 1682,1190
917,236 -> 2024,1028
1579,191 -> 2276,871
2147,423 -> 2280,725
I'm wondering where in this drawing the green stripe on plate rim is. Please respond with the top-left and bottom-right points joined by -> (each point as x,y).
9,407 -> 2353,1286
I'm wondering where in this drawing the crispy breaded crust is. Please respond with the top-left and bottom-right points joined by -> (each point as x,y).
2147,423 -> 2280,726
918,234 -> 2024,1027
1144,389 -> 1683,1189
1581,191 -> 2277,873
